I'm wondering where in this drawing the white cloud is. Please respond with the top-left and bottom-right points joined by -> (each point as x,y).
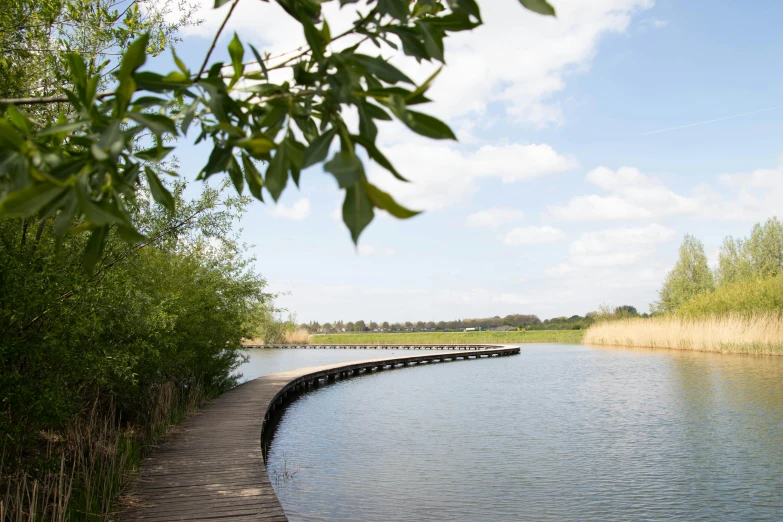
548,166 -> 699,221
267,197 -> 311,221
569,223 -> 676,255
369,141 -> 576,211
549,163 -> 783,223
420,0 -> 654,125
466,208 -> 525,228
546,223 -> 676,277
544,263 -> 575,277
503,226 -> 567,246
357,245 -> 395,257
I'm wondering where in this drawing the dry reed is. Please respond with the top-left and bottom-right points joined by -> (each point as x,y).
584,313 -> 783,355
282,329 -> 310,345
0,382 -> 205,521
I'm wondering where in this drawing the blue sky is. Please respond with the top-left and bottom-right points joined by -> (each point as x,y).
153,0 -> 783,323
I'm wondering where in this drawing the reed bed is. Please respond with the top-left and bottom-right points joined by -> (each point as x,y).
283,329 -> 310,344
0,383 -> 205,521
584,313 -> 783,355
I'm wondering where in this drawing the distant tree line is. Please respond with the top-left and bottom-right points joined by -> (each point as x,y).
300,309 -> 646,334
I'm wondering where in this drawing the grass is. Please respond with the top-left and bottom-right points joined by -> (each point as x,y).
584,313 -> 783,355
308,330 -> 584,345
1,383 -> 206,521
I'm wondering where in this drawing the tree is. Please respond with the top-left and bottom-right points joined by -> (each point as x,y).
381,321 -> 390,330
0,0 -> 556,269
614,305 -> 639,318
716,217 -> 783,285
654,235 -> 715,313
354,320 -> 366,332
345,321 -> 354,331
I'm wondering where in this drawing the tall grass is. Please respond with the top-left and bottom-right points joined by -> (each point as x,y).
584,314 -> 783,355
0,383 -> 205,521
283,329 -> 310,344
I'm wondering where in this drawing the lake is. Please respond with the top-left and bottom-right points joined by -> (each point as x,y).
239,344 -> 783,521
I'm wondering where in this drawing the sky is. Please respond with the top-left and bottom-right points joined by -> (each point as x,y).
152,0 -> 783,323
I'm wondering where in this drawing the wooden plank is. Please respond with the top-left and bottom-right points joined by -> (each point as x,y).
119,346 -> 519,521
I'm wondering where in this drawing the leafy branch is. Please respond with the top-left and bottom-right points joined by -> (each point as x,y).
0,0 -> 556,271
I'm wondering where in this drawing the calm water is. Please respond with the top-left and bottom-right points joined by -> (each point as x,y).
241,345 -> 783,521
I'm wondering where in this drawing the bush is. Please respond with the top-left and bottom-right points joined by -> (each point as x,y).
0,184 -> 271,519
677,274 -> 783,318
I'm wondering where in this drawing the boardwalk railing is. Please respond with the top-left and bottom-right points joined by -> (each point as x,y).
121,346 -> 520,521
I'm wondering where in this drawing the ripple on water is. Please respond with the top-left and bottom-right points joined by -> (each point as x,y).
248,345 -> 783,521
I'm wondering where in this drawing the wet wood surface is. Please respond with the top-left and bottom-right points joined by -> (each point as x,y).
120,346 -> 520,521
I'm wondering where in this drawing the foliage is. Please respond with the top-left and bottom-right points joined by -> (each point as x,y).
0,0 -> 556,268
653,234 -> 714,313
716,217 -> 783,285
309,329 -> 584,345
244,301 -> 299,344
0,183 -> 270,517
676,273 -> 783,318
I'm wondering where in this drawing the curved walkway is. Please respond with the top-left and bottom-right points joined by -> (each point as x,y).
120,346 -> 520,521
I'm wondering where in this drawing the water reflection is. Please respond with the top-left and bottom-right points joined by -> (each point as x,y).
251,344 -> 783,521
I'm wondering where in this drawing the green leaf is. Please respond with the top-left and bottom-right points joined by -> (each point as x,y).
214,0 -> 233,7
362,102 -> 392,121
365,182 -> 420,218
404,110 -> 457,140
228,155 -> 244,194
265,148 -> 288,201
351,134 -> 409,182
83,226 -> 108,274
284,138 -> 305,169
302,17 -> 325,61
172,49 -> 189,75
181,101 -> 199,134
0,184 -> 65,217
0,120 -> 24,149
302,128 -> 336,169
37,120 -> 87,137
237,134 -> 276,155
116,225 -> 146,244
519,0 -> 556,16
135,146 -> 175,162
342,183 -> 374,244
228,32 -> 244,82
202,146 -> 233,178
144,167 -> 175,211
118,34 -> 149,83
7,106 -> 31,134
248,44 -> 269,80
453,0 -> 482,21
406,66 -> 442,102
351,54 -> 413,84
67,53 -> 87,90
77,191 -> 126,226
357,102 -> 378,141
417,23 -> 444,63
377,0 -> 408,21
241,153 -> 264,201
324,151 -> 362,188
127,112 -> 178,136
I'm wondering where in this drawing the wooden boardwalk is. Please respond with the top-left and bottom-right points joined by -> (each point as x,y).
245,344 -> 498,350
120,346 -> 520,521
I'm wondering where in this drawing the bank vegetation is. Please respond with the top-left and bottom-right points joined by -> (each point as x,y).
586,218 -> 783,355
